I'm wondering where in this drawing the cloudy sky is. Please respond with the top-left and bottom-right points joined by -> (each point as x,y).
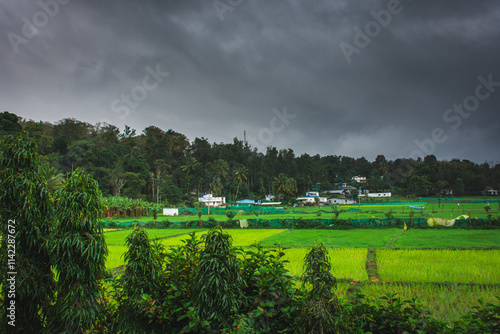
1,0 -> 499,163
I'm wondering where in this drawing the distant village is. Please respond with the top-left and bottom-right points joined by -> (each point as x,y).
163,175 -> 394,215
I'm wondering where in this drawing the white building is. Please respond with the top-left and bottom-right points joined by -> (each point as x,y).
485,187 -> 498,196
328,198 -> 355,205
366,192 -> 392,198
352,176 -> 367,183
297,191 -> 328,204
163,208 -> 179,216
199,194 -> 226,207
265,194 -> 275,201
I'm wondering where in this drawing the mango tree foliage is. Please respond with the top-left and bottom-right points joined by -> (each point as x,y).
0,134 -> 55,333
46,168 -> 108,333
115,225 -> 165,333
193,226 -> 245,330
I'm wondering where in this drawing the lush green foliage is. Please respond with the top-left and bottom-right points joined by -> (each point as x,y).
193,227 -> 244,330
297,243 -> 342,333
0,134 -> 55,333
8,112 -> 499,204
46,168 -> 108,333
114,225 -> 165,333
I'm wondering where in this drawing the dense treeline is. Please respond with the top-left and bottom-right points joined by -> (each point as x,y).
2,111 -> 499,204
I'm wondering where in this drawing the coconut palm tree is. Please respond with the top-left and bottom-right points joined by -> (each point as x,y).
210,177 -> 223,197
210,159 -> 228,180
273,173 -> 297,201
38,163 -> 65,194
181,156 -> 200,194
233,164 -> 248,202
273,173 -> 289,201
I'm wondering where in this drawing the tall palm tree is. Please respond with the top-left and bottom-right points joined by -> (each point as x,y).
285,177 -> 298,197
181,156 -> 200,194
273,173 -> 297,201
233,164 -> 248,202
273,173 -> 289,201
210,159 -> 228,180
210,177 -> 223,197
38,164 -> 65,194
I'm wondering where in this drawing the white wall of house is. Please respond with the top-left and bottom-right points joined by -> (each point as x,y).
367,192 -> 392,198
163,208 -> 179,216
297,196 -> 328,204
199,194 -> 226,207
329,198 -> 355,205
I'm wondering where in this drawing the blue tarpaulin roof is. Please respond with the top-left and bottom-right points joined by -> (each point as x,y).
236,199 -> 257,204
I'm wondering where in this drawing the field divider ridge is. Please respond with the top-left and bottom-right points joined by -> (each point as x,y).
151,231 -> 201,242
365,248 -> 381,282
385,229 -> 405,249
254,229 -> 291,246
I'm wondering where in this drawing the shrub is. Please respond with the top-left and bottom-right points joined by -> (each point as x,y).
0,134 -> 55,333
192,227 -> 244,330
114,225 -> 165,333
47,168 -> 108,333
450,297 -> 500,333
297,243 -> 342,333
240,244 -> 301,332
340,292 -> 446,333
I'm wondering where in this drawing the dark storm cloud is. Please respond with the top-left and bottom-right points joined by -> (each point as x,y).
1,0 -> 499,163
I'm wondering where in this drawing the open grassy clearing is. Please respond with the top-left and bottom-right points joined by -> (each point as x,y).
259,229 -> 400,248
336,282 -> 500,324
394,229 -> 500,248
377,249 -> 500,283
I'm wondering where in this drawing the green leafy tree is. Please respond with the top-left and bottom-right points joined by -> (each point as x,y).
115,225 -> 164,333
46,168 -> 108,333
192,227 -> 244,330
240,244 -> 301,332
0,134 -> 55,333
409,174 -> 432,196
453,177 -> 465,196
0,111 -> 23,138
298,243 -> 341,333
331,205 -> 342,220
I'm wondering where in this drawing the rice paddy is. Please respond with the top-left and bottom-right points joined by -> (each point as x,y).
103,227 -> 500,323
377,249 -> 500,283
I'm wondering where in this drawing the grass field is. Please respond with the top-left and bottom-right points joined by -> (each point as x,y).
394,229 -> 500,248
377,249 -> 500,283
103,226 -> 500,323
259,229 -> 400,248
336,282 -> 500,324
281,248 -> 367,280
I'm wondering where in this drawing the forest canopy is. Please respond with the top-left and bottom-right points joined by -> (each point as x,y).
2,111 -> 498,204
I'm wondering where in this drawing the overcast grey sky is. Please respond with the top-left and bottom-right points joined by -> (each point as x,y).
1,0 -> 499,163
